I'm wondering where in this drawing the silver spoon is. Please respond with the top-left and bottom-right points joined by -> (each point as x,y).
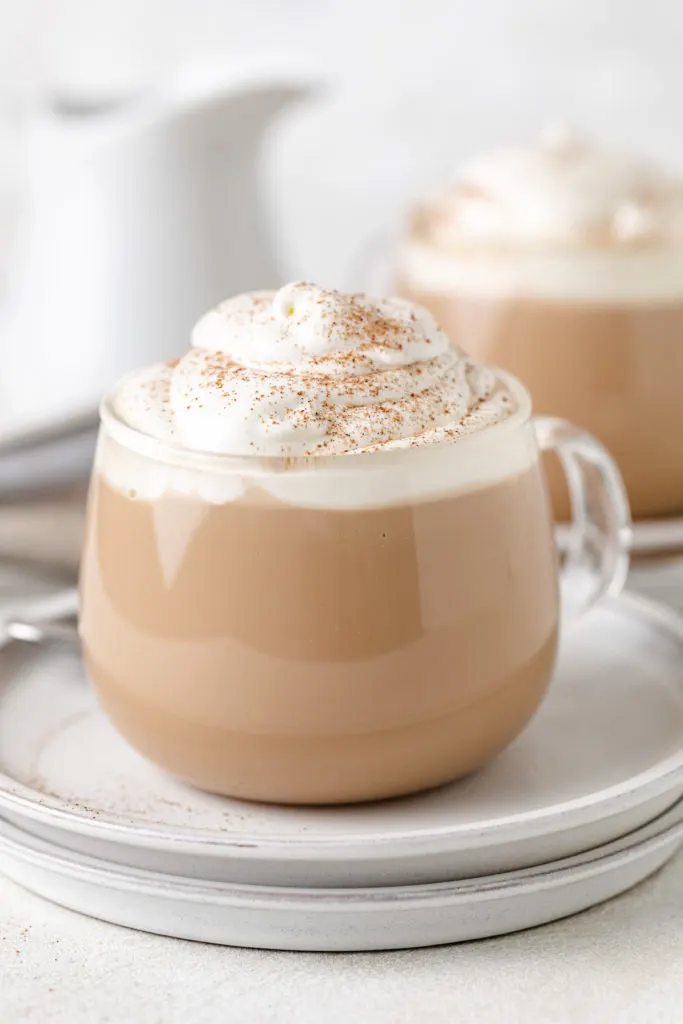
4,587 -> 79,644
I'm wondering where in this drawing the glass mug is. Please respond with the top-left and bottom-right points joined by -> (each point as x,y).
392,231 -> 683,521
79,372 -> 630,805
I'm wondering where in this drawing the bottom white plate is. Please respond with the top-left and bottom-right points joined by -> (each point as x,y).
0,801 -> 681,951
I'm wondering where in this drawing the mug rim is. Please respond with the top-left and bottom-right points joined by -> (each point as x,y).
99,367 -> 534,479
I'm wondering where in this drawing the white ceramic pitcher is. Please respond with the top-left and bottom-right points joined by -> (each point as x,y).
2,60 -> 317,431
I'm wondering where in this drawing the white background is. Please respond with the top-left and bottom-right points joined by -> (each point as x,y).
1,0 -> 682,285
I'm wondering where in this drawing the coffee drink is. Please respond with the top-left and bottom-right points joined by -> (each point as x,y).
397,129 -> 683,519
80,283 -> 623,804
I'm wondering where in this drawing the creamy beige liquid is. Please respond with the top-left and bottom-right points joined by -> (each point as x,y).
80,460 -> 559,805
399,282 -> 683,520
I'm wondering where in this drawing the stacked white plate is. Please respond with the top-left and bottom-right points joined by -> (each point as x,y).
0,586 -> 682,950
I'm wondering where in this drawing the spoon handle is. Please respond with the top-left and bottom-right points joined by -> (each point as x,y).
4,587 -> 79,644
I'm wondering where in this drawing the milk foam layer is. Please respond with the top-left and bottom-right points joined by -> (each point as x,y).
103,283 -> 529,508
402,130 -> 683,302
400,241 -> 683,302
99,404 -> 536,509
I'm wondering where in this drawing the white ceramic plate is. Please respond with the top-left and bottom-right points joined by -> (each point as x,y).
0,408 -> 97,498
558,518 -> 683,558
630,518 -> 683,556
0,563 -> 73,609
628,556 -> 683,616
0,800 -> 681,951
0,593 -> 682,887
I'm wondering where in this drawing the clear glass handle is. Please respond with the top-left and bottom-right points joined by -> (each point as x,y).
535,416 -> 632,625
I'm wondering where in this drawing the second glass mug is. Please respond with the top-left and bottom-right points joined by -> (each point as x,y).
79,371 -> 630,805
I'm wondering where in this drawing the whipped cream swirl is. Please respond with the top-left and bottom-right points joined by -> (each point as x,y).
114,283 -> 515,458
417,128 -> 683,248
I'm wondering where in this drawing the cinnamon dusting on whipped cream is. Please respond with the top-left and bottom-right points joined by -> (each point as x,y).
113,283 -> 516,458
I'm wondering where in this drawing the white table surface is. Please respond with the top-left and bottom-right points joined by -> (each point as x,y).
2,567 -> 683,1024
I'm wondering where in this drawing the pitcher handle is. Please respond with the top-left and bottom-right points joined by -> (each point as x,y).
535,417 -> 631,625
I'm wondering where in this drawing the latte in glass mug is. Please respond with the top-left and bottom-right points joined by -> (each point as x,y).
397,129 -> 683,519
80,283 -> 629,804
